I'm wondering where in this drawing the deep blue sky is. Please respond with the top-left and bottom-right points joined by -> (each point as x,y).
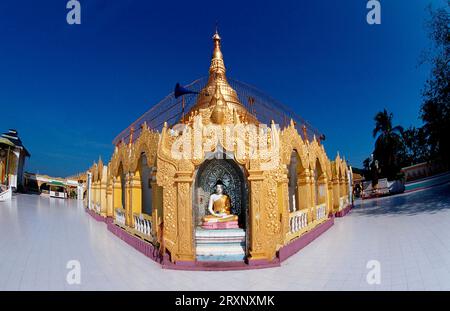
0,0 -> 442,177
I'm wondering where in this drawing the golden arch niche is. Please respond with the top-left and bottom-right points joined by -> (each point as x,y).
193,158 -> 248,227
193,156 -> 249,262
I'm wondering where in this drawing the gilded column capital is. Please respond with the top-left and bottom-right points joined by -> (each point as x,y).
174,170 -> 194,183
106,184 -> 113,194
248,170 -> 265,181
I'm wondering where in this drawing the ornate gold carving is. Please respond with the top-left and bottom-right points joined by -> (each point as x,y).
189,30 -> 258,125
110,143 -> 129,177
176,179 -> 194,260
83,31 -> 353,265
129,125 -> 160,173
248,175 -> 264,258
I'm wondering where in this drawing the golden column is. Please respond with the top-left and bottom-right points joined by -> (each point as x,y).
150,169 -> 163,241
247,169 -> 266,262
174,170 -> 195,262
317,174 -> 327,204
124,173 -> 132,226
297,169 -> 310,212
317,174 -> 328,216
112,176 -> 123,212
280,167 -> 290,239
340,175 -> 346,201
327,177 -> 334,216
332,177 -> 340,213
305,168 -> 314,222
310,173 -> 316,222
100,175 -> 107,216
128,171 -> 142,227
106,180 -> 113,217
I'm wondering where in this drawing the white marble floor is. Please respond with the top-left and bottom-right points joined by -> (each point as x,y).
1,183 -> 450,291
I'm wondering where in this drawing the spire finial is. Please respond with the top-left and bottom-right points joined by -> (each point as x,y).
210,27 -> 225,79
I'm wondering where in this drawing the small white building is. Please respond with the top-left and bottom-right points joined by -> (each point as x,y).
0,129 -> 30,192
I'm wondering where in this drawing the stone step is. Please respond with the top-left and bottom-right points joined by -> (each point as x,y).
195,228 -> 246,238
195,238 -> 245,245
196,243 -> 245,255
195,228 -> 246,262
196,254 -> 246,262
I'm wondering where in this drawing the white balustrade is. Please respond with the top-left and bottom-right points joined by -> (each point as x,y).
339,196 -> 348,209
289,210 -> 308,234
316,203 -> 326,220
115,208 -> 126,226
133,213 -> 152,237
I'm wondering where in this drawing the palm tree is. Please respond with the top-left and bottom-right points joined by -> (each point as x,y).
372,109 -> 404,180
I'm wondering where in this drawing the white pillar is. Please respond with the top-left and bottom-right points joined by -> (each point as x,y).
77,184 -> 83,200
87,172 -> 92,209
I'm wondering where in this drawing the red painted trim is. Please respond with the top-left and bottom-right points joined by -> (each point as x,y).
277,216 -> 334,262
87,208 -> 335,271
85,208 -> 107,223
107,221 -> 164,264
162,259 -> 280,271
335,204 -> 353,217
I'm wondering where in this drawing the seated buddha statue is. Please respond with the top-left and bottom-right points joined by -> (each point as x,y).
202,180 -> 238,224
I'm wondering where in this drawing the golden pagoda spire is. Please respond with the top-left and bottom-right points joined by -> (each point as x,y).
209,30 -> 226,81
194,30 -> 240,111
186,30 -> 258,125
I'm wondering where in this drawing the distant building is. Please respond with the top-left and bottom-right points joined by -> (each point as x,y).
0,129 -> 30,191
23,172 -> 86,200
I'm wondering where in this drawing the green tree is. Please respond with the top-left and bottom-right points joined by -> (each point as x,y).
421,1 -> 450,166
402,126 -> 430,165
372,109 -> 404,180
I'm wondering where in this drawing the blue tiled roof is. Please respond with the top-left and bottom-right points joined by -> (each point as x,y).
0,129 -> 30,157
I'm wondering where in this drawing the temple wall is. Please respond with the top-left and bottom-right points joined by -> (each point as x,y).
85,118 -> 350,265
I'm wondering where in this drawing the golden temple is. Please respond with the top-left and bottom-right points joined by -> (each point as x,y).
85,31 -> 352,269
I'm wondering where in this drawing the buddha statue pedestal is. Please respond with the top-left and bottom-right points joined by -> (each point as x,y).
202,220 -> 239,230
195,228 -> 246,262
201,213 -> 239,229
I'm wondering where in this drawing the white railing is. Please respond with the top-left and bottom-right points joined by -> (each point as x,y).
339,196 -> 348,209
0,186 -> 12,202
115,208 -> 126,226
289,210 -> 308,234
133,213 -> 152,237
316,203 -> 326,220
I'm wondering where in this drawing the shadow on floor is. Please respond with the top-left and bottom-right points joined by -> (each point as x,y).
352,183 -> 450,217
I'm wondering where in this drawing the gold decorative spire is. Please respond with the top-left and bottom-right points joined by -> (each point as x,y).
186,30 -> 258,125
209,30 -> 226,81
